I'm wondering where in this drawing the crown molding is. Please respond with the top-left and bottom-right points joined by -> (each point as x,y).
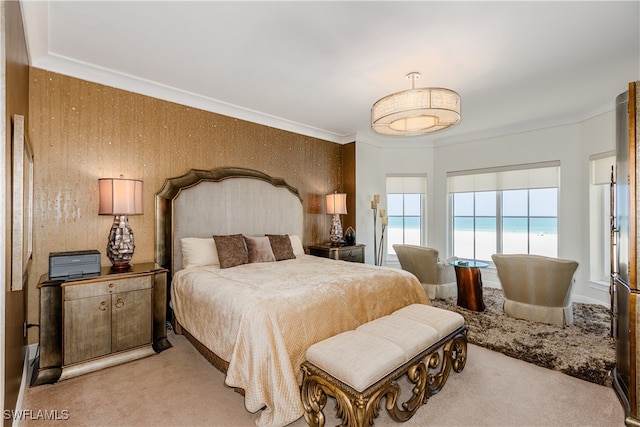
20,2 -> 352,144
19,0 -> 623,149
30,50 -> 615,149
359,101 -> 615,149
35,53 -> 357,144
430,102 -> 614,148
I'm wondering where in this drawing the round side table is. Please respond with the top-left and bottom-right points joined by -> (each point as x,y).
450,260 -> 488,312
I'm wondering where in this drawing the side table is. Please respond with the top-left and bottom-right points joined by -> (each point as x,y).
450,260 -> 488,312
308,244 -> 365,263
31,262 -> 171,386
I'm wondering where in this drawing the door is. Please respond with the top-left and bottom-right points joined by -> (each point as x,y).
111,288 -> 152,352
64,295 -> 111,364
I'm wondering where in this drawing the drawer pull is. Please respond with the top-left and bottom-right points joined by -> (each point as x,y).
99,301 -> 108,311
115,298 -> 125,308
108,283 -> 116,291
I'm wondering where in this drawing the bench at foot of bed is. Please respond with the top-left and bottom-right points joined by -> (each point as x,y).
300,304 -> 468,427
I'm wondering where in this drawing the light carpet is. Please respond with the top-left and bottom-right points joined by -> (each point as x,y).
431,287 -> 616,386
20,330 -> 624,427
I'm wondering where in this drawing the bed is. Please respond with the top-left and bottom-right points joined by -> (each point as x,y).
155,167 -> 429,426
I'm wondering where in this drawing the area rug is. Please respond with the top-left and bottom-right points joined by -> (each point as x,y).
431,287 -> 615,386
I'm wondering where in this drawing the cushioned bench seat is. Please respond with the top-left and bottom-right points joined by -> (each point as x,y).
301,304 -> 468,427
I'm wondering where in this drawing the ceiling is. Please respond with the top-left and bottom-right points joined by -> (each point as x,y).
20,1 -> 640,146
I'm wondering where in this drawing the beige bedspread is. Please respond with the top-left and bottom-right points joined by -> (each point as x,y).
171,255 -> 429,426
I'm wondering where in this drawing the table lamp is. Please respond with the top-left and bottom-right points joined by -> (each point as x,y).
326,192 -> 347,247
99,177 -> 143,270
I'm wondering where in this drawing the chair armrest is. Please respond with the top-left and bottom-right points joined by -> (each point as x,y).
436,263 -> 456,284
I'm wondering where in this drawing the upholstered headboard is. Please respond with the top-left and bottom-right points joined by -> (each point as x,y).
155,167 -> 303,275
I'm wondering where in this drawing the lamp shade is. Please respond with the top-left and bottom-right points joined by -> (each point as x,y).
326,193 -> 347,215
99,178 -> 143,215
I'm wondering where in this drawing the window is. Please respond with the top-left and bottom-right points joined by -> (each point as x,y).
448,162 -> 559,262
504,188 -> 558,256
452,191 -> 497,260
589,153 -> 614,282
385,176 -> 427,258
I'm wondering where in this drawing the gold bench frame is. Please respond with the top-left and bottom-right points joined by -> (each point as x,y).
300,326 -> 468,427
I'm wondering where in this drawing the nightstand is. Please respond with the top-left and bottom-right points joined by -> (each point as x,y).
31,262 -> 171,386
309,244 -> 365,263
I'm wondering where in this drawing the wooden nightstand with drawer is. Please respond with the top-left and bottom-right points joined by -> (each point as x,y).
309,244 -> 365,263
31,262 -> 171,386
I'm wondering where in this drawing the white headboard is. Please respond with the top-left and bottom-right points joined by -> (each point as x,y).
155,168 -> 303,275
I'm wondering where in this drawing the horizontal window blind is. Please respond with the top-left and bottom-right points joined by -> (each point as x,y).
447,161 -> 560,193
386,176 -> 427,193
589,152 -> 615,185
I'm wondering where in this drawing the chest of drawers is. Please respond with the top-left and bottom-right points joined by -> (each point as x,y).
31,263 -> 171,386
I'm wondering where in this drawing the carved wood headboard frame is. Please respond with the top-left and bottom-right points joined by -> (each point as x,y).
155,167 -> 303,277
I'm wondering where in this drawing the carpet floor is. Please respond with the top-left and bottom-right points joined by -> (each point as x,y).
431,287 -> 616,386
20,329 -> 624,427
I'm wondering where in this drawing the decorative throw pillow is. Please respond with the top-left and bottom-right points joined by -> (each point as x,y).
213,234 -> 249,269
289,235 -> 305,257
181,237 -> 220,268
266,234 -> 296,261
244,236 -> 276,263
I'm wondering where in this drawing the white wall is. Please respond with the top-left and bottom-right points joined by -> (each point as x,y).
356,110 -> 615,306
579,110 -> 616,304
354,141 -> 382,264
380,146 -> 436,245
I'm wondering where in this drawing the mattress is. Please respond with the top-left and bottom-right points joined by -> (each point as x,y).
171,255 -> 429,426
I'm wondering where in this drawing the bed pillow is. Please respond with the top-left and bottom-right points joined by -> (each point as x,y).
244,235 -> 276,263
289,235 -> 305,257
181,237 -> 219,268
213,234 -> 249,268
266,234 -> 296,261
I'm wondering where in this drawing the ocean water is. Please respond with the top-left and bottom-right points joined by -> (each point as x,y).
387,216 -> 558,259
452,217 -> 558,259
388,216 -> 558,234
453,217 -> 557,234
388,217 -> 420,229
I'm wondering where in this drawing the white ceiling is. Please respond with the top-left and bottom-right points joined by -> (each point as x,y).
20,1 -> 640,146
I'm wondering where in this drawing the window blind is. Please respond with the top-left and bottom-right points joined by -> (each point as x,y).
386,176 -> 427,193
589,152 -> 615,185
447,161 -> 560,193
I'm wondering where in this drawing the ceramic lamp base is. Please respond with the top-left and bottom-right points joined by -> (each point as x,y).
329,214 -> 344,247
107,215 -> 135,269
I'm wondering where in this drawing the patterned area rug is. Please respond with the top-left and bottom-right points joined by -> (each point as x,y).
431,287 -> 615,386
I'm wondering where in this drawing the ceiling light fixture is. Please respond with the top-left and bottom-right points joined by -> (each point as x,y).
371,72 -> 461,136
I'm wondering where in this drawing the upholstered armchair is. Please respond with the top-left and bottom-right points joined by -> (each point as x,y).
491,254 -> 579,326
393,244 -> 457,300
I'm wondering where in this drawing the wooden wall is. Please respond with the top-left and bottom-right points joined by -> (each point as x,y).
27,68 -> 344,342
3,0 -> 30,420
342,142 -> 356,232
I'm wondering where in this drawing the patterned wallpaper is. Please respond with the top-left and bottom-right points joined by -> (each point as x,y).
27,68 -> 344,341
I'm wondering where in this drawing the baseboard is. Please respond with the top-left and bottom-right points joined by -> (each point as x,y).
572,293 -> 609,308
12,343 -> 38,427
482,280 -> 501,289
